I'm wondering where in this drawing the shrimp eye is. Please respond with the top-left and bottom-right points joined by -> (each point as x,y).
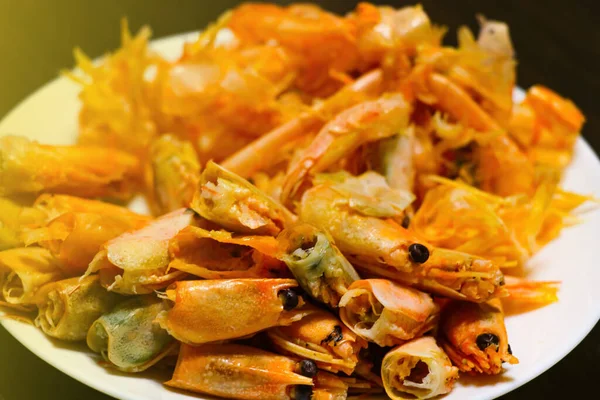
507,344 -> 513,354
278,288 -> 299,310
476,333 -> 500,350
408,243 -> 429,263
300,236 -> 317,251
321,325 -> 343,346
401,215 -> 411,228
298,359 -> 318,378
293,385 -> 313,400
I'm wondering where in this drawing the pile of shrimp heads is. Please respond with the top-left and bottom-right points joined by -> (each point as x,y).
0,3 -> 593,400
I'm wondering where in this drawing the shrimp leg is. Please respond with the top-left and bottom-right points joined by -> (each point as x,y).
502,275 -> 559,312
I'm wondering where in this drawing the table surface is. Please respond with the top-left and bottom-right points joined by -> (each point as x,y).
0,0 -> 598,399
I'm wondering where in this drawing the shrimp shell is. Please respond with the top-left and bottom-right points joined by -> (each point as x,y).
166,343 -> 313,400
300,184 -> 506,302
440,298 -> 518,374
339,279 -> 439,347
0,135 -> 140,199
381,336 -> 459,400
157,279 -> 309,345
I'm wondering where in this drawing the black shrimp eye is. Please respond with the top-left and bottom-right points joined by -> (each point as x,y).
507,344 -> 513,355
476,333 -> 500,350
300,235 -> 318,251
401,215 -> 411,229
278,288 -> 299,311
293,385 -> 313,400
408,243 -> 429,263
298,359 -> 318,378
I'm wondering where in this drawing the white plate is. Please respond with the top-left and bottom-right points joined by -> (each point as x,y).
1,32 -> 600,400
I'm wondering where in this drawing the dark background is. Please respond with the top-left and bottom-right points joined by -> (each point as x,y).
0,0 -> 598,399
